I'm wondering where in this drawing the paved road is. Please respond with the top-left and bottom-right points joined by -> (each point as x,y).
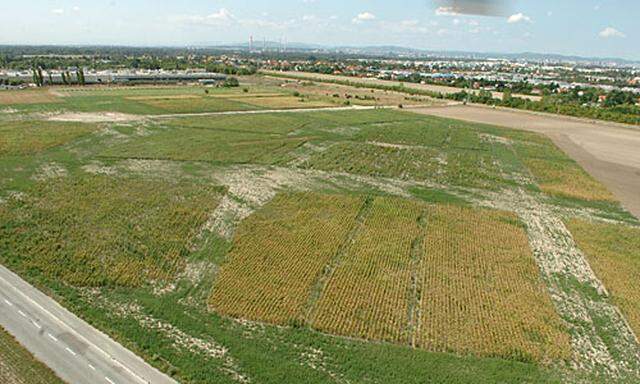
0,265 -> 178,384
410,105 -> 640,219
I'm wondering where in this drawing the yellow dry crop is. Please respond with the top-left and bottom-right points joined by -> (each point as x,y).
209,192 -> 363,324
524,158 -> 614,202
208,193 -> 570,364
566,219 -> 640,337
0,175 -> 222,287
0,90 -> 60,105
312,197 -> 425,343
415,205 -> 571,363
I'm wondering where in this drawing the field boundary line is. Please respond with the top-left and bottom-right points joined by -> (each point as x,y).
406,208 -> 429,347
149,105 -> 391,119
303,195 -> 374,326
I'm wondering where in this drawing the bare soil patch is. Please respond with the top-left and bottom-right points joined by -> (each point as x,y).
0,90 -> 60,105
48,112 -> 146,123
125,95 -> 200,101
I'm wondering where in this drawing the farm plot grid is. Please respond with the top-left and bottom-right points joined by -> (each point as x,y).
0,175 -> 223,287
415,205 -> 570,363
209,192 -> 570,363
1,84 -> 337,115
96,108 -> 615,203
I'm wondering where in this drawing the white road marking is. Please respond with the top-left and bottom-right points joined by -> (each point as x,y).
47,333 -> 58,342
65,347 -> 77,356
105,377 -> 116,384
0,270 -> 153,384
31,320 -> 42,329
18,310 -> 27,318
88,363 -> 97,371
3,299 -> 12,306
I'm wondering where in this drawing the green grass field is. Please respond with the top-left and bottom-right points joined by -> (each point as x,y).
0,83 -> 335,115
0,84 -> 638,384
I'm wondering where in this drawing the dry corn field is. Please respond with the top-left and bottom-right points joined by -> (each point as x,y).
415,205 -> 571,363
0,175 -> 223,287
210,193 -> 571,363
311,197 -> 426,343
523,158 -> 615,202
566,219 -> 640,337
209,193 -> 363,324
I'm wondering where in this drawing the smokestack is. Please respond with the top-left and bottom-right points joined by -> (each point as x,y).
250,35 -> 254,51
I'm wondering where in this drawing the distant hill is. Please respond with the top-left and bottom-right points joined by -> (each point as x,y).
1,43 -> 638,66
214,42 -> 640,66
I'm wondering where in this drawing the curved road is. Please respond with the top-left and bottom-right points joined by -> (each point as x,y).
0,265 -> 178,384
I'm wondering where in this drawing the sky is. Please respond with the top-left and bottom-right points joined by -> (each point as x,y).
0,0 -> 638,60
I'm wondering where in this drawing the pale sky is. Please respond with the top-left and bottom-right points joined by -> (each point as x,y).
0,0 -> 637,60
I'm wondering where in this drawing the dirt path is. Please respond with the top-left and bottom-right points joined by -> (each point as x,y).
410,105 -> 640,219
46,105 -> 390,123
151,105 -> 385,119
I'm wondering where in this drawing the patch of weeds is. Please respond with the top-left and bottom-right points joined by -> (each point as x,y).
409,186 -> 468,206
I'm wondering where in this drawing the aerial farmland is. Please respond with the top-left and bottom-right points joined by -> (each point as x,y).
1,72 -> 639,384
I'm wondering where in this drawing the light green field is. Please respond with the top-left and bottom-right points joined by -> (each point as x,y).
0,81 -> 334,115
0,90 -> 638,384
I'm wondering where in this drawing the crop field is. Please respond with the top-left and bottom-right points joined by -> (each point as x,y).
0,89 -> 60,105
210,193 -> 363,324
297,114 -> 520,189
0,175 -> 223,287
510,135 -> 615,202
0,81 -> 638,384
415,205 -> 570,362
566,219 -> 640,336
275,77 -> 441,107
0,326 -> 64,384
101,125 -> 310,164
210,193 -> 570,363
0,121 -> 94,156
311,197 -> 425,343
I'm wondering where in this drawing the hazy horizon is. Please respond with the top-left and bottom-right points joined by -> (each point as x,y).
0,0 -> 638,61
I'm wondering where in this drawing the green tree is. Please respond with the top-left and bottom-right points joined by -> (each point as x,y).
223,77 -> 240,87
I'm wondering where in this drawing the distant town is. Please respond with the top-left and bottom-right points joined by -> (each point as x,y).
1,45 -> 639,124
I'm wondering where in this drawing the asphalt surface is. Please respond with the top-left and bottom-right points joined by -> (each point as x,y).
411,105 -> 640,219
0,265 -> 178,384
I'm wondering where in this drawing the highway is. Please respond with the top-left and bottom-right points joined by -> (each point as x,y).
0,264 -> 178,384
